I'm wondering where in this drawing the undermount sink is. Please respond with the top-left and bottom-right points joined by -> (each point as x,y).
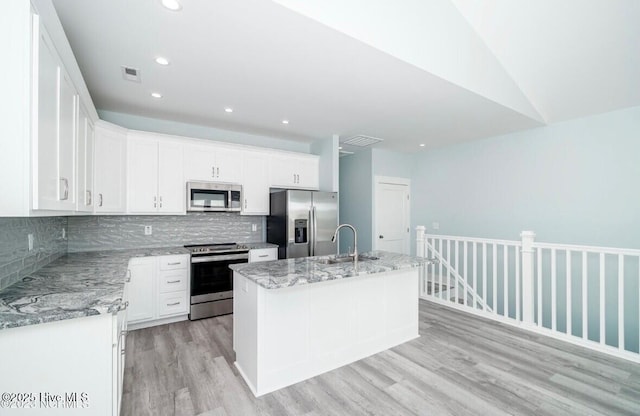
314,254 -> 380,264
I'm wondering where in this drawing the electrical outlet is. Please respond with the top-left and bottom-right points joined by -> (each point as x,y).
252,223 -> 257,232
28,234 -> 34,251
144,225 -> 153,235
432,222 -> 440,230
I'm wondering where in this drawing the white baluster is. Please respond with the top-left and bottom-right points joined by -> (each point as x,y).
566,250 -> 572,335
618,254 -> 624,351
551,249 -> 557,331
464,242 -> 469,306
600,252 -> 605,345
447,239 -> 452,303
438,238 -> 443,300
520,231 -> 536,324
473,242 -> 477,308
537,248 -> 542,327
582,251 -> 588,340
455,241 -> 460,305
504,245 -> 508,318
482,242 -> 487,312
493,243 -> 498,315
516,244 -> 520,321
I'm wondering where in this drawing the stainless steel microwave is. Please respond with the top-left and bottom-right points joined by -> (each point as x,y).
186,182 -> 242,212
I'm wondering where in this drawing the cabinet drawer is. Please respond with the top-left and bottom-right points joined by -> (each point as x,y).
249,248 -> 277,263
159,270 -> 188,293
158,255 -> 189,270
158,292 -> 188,316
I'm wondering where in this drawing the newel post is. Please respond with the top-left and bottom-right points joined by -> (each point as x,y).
520,231 -> 536,324
416,226 -> 426,258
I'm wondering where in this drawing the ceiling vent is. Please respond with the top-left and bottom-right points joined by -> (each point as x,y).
341,135 -> 384,147
121,66 -> 141,82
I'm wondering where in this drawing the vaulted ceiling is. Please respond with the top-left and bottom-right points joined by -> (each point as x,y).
52,0 -> 640,152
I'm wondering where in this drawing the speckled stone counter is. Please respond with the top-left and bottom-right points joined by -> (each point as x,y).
0,246 -> 189,331
229,250 -> 425,289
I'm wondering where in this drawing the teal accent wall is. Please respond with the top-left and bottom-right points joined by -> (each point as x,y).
338,149 -> 373,253
98,110 -> 311,153
411,105 -> 640,249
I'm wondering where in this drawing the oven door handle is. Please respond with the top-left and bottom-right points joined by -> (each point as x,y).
191,253 -> 249,263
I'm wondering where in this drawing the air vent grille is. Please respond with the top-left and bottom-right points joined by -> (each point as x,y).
341,135 -> 384,147
121,66 -> 141,82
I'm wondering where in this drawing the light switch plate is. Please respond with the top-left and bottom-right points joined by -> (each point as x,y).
144,225 -> 153,235
28,234 -> 34,251
252,223 -> 257,232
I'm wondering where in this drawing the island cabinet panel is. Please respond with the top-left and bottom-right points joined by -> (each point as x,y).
233,268 -> 419,397
0,313 -> 120,416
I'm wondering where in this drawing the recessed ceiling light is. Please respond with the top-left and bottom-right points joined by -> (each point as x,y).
151,92 -> 163,98
419,143 -> 425,147
155,57 -> 170,65
225,108 -> 233,113
282,120 -> 289,124
161,0 -> 182,11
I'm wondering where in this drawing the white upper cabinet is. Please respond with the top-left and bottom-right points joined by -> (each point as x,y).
76,104 -> 94,212
33,21 -> 77,211
183,143 -> 242,184
269,152 -> 319,190
241,151 -> 270,215
127,132 -> 184,214
94,121 -> 127,213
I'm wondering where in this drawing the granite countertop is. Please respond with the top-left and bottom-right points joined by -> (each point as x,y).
229,250 -> 426,289
0,246 -> 189,331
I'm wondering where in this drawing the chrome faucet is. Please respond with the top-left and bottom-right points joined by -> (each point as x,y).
331,224 -> 358,266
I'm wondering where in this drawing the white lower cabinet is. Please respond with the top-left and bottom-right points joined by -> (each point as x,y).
249,247 -> 278,263
127,254 -> 190,329
0,306 -> 129,416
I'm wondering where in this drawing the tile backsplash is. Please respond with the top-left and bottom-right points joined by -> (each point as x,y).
0,217 -> 68,290
67,213 -> 265,252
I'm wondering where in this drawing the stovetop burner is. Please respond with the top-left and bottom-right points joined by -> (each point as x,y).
184,242 -> 249,255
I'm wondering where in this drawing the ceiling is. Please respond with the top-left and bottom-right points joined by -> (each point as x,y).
51,0 -> 640,152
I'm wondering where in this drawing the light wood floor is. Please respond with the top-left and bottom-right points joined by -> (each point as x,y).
121,300 -> 640,416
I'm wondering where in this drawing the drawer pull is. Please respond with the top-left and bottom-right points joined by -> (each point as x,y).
258,254 -> 269,258
167,302 -> 181,306
167,262 -> 182,266
166,280 -> 181,284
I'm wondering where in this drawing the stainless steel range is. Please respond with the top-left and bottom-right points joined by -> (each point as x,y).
185,243 -> 249,320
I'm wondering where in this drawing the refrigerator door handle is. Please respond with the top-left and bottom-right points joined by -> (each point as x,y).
310,206 -> 316,257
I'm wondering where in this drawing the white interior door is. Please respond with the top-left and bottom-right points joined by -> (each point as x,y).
374,177 -> 410,254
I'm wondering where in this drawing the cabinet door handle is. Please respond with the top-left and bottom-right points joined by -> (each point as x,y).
60,177 -> 69,200
293,173 -> 296,183
159,196 -> 163,208
244,198 -> 247,209
154,195 -> 157,208
167,302 -> 180,306
216,167 -> 220,177
212,166 -> 215,178
167,262 -> 181,265
86,190 -> 92,206
258,254 -> 269,258
99,193 -> 103,207
166,280 -> 181,284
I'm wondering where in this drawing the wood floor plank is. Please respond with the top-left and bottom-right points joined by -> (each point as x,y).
121,300 -> 640,416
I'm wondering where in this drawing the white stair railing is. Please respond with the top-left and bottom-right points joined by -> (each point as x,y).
416,226 -> 640,364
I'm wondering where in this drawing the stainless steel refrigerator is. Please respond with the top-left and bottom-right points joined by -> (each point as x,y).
267,190 -> 338,259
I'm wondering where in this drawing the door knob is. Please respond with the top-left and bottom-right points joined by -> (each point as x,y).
379,235 -> 384,239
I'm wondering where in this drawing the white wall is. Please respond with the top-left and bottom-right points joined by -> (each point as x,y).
98,110 -> 311,153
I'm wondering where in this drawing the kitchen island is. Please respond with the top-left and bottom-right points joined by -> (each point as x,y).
230,250 -> 425,396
